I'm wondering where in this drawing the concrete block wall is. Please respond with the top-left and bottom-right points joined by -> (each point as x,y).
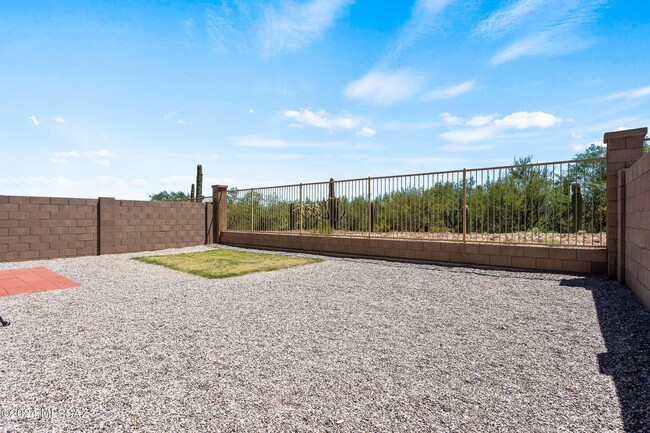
1,195 -> 212,262
220,231 -> 607,275
605,128 -> 646,278
0,195 -> 98,261
622,151 -> 650,309
109,200 -> 208,254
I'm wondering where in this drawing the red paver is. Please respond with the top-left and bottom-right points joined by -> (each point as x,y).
0,268 -> 80,297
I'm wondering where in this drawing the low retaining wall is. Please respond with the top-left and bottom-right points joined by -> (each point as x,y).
221,231 -> 607,274
0,195 -> 212,262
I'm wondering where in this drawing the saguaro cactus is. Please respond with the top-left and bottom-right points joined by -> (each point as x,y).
190,183 -> 195,201
196,164 -> 203,201
571,182 -> 583,233
326,178 -> 340,229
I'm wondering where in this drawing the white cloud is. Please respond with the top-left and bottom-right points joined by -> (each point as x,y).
248,108 -> 255,114
283,109 -> 356,131
28,115 -> 40,126
343,69 -> 426,106
440,126 -> 501,143
50,149 -> 117,166
493,111 -> 561,129
164,111 -> 178,120
441,111 -> 562,143
424,80 -> 476,101
177,119 -> 189,125
356,126 -> 376,138
260,0 -> 353,57
54,116 -> 65,124
441,113 -> 463,125
465,115 -> 495,127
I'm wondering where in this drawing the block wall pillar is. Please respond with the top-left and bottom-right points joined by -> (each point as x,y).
604,127 -> 647,279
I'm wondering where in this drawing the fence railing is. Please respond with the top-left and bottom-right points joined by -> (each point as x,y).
227,157 -> 607,246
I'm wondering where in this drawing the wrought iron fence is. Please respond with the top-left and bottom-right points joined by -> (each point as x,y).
227,157 -> 607,246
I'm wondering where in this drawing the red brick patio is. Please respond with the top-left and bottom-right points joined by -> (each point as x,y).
0,267 -> 80,296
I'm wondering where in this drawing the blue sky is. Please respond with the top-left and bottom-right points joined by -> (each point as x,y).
1,0 -> 649,199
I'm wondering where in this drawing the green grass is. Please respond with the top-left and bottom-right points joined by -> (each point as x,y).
132,249 -> 322,279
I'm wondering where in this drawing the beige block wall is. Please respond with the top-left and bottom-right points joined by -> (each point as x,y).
623,151 -> 650,309
0,195 -> 98,261
221,231 -> 607,275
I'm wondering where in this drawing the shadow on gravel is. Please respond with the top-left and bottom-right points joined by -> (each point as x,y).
560,276 -> 650,432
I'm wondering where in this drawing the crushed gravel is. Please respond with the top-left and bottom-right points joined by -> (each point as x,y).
0,245 -> 648,432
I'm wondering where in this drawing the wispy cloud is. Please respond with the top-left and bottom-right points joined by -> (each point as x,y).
283,109 -> 356,131
28,115 -> 40,126
50,149 -> 117,166
424,80 -> 476,101
476,0 -> 545,37
206,1 -> 250,53
54,116 -> 65,124
259,0 -> 353,57
593,85 -> 650,102
343,68 -> 426,106
477,0 -> 605,65
392,0 -> 452,54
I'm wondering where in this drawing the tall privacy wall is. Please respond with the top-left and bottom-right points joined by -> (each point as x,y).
0,195 -> 212,262
614,129 -> 650,310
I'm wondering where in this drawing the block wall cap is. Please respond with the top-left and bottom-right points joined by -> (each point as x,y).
603,127 -> 647,142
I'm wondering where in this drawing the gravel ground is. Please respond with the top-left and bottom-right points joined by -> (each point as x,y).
0,245 -> 648,432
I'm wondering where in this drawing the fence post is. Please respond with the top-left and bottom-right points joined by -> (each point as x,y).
211,185 -> 228,244
367,177 -> 372,237
299,183 -> 303,235
250,189 -> 254,232
462,169 -> 467,243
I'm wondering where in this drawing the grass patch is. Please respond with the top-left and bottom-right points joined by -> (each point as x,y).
132,249 -> 322,279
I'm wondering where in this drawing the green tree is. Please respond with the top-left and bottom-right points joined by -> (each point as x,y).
149,190 -> 189,201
